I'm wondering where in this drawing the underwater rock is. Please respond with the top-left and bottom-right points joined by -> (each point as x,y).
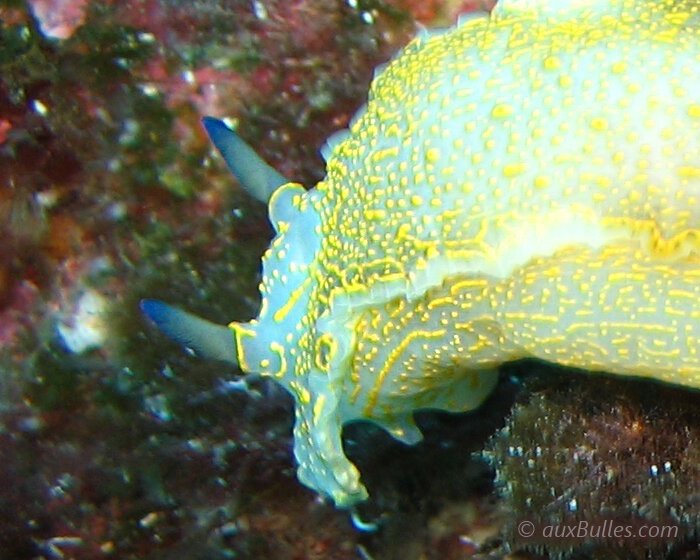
484,371 -> 699,559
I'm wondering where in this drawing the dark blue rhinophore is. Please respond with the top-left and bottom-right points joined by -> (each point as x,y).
202,117 -> 287,204
140,299 -> 238,364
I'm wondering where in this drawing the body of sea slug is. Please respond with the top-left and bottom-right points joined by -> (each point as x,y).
142,0 -> 700,509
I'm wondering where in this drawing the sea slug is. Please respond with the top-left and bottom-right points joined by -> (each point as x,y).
142,0 -> 700,508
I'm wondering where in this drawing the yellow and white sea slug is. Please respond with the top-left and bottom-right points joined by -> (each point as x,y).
142,0 -> 700,509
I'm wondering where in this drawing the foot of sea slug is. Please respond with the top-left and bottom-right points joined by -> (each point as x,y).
350,507 -> 380,532
291,395 -> 369,508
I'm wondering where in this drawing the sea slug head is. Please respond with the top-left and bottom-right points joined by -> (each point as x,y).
142,118 -> 370,506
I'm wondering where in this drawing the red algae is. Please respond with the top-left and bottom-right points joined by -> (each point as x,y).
28,0 -> 89,40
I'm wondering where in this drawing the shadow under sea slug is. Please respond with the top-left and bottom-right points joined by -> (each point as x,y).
142,0 -> 700,509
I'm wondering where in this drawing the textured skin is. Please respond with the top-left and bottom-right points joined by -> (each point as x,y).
229,0 -> 700,507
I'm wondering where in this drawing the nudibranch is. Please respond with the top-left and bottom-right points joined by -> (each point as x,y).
142,0 -> 700,508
